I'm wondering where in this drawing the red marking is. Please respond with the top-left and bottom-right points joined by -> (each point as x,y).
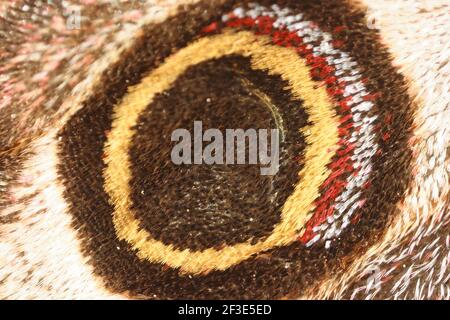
202,22 -> 218,33
327,87 -> 344,96
255,16 -> 274,34
329,155 -> 351,170
273,30 -> 291,46
339,113 -> 353,124
339,97 -> 352,112
338,122 -> 354,136
384,113 -> 393,125
222,14 -> 377,244
351,214 -> 361,224
325,75 -> 337,84
337,143 -> 356,156
296,44 -> 313,55
363,93 -> 380,101
293,154 -> 303,163
298,229 -> 314,243
374,123 -> 382,132
332,40 -> 344,48
334,26 -> 347,33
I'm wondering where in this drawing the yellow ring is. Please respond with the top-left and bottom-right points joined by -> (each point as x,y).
104,30 -> 339,274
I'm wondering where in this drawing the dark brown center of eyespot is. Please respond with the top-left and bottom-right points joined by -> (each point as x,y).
129,55 -> 308,251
